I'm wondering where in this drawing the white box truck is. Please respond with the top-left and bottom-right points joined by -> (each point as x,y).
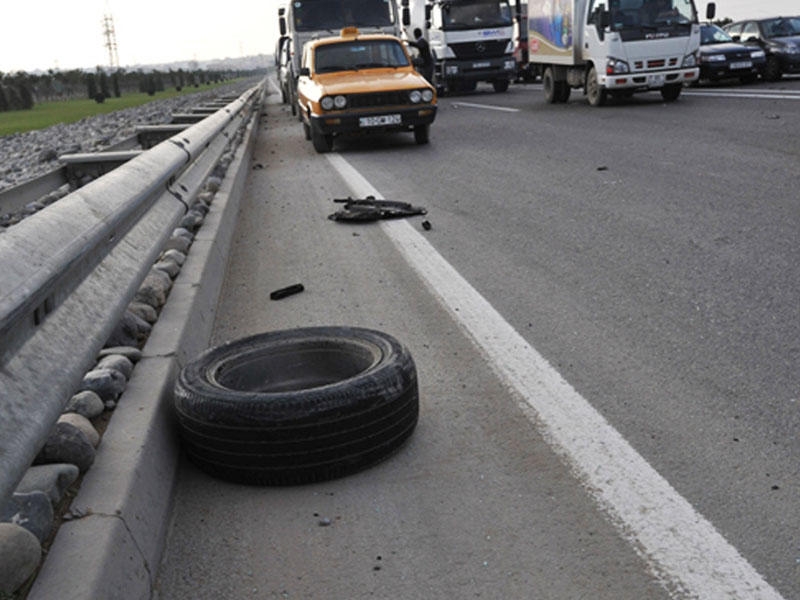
526,0 -> 717,105
401,0 -> 518,93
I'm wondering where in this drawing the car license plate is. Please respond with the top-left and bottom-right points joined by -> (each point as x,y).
648,73 -> 666,87
730,61 -> 752,70
359,114 -> 401,127
472,61 -> 491,69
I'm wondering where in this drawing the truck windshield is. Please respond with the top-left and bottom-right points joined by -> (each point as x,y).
607,0 -> 695,33
442,0 -> 513,31
292,0 -> 395,32
314,40 -> 410,73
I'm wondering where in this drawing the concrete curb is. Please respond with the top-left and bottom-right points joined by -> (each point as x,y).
27,91 -> 264,600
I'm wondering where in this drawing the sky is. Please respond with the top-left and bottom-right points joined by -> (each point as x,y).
1,0 -> 798,74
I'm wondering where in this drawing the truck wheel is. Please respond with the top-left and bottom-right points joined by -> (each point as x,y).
543,67 -> 557,103
311,129 -> 333,153
302,121 -> 311,141
492,79 -> 509,93
413,124 -> 430,145
173,327 -> 419,485
586,66 -> 607,107
556,82 -> 571,103
660,84 -> 682,102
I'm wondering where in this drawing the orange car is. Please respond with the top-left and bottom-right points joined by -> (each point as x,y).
296,28 -> 437,153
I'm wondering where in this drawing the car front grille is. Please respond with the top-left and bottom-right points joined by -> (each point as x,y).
347,91 -> 410,108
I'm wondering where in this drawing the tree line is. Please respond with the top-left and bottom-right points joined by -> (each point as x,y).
0,66 -> 265,112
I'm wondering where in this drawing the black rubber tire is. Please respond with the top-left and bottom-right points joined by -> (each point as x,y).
413,124 -> 430,145
311,128 -> 333,153
586,66 -> 607,107
660,83 -> 682,102
492,78 -> 509,93
543,67 -> 557,103
174,327 -> 419,485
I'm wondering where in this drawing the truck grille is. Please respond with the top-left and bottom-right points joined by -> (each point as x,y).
449,39 -> 510,60
347,91 -> 410,108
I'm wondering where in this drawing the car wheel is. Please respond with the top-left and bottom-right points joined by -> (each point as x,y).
413,124 -> 430,145
586,66 -> 607,107
311,129 -> 334,153
764,56 -> 781,82
660,83 -> 682,102
302,120 -> 311,141
173,327 -> 419,485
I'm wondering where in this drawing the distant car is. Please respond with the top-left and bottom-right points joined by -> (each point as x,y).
296,27 -> 437,153
724,17 -> 800,81
698,24 -> 766,84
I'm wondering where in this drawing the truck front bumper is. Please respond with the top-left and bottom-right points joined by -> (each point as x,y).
439,56 -> 517,82
601,67 -> 699,90
310,105 -> 437,136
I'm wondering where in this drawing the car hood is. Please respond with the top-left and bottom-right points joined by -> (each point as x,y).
770,34 -> 800,45
313,70 -> 431,94
700,41 -> 753,54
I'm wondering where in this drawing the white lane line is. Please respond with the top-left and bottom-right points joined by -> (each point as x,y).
684,90 -> 800,100
450,101 -> 520,112
326,152 -> 785,600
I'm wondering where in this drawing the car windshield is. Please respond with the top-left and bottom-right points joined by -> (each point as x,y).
441,0 -> 513,31
608,0 -> 695,31
701,24 -> 733,44
314,40 -> 410,73
761,17 -> 800,38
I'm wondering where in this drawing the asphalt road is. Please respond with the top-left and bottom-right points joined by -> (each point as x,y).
155,77 -> 800,599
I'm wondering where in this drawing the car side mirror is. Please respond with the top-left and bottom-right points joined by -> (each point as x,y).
705,2 -> 716,21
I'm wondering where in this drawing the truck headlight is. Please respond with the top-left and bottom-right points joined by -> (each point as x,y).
605,58 -> 630,75
682,53 -> 698,68
445,64 -> 459,75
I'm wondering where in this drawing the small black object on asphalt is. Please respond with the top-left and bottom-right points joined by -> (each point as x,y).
422,220 -> 432,231
329,195 -> 427,223
270,284 -> 304,300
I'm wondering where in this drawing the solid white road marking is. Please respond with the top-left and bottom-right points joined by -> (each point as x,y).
327,152 -> 785,600
684,90 -> 800,101
450,101 -> 520,112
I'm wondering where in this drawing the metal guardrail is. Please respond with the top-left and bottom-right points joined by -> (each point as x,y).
0,83 -> 264,504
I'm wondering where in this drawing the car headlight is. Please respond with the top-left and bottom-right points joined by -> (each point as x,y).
320,96 -> 334,110
701,53 -> 726,63
409,90 -> 422,103
751,49 -> 766,59
786,43 -> 800,54
421,89 -> 434,102
333,95 -> 347,109
682,52 -> 698,68
605,58 -> 630,75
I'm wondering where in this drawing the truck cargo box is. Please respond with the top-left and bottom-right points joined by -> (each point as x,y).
527,0 -> 582,65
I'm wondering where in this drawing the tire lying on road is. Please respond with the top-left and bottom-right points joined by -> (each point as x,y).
173,326 -> 419,485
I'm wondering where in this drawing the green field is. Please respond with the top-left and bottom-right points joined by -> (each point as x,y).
0,81 -> 246,137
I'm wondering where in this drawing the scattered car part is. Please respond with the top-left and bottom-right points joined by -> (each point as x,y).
270,284 -> 305,300
329,196 -> 427,223
173,326 -> 419,485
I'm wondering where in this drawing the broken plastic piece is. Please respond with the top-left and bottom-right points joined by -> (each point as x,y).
329,196 -> 427,223
270,284 -> 305,300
